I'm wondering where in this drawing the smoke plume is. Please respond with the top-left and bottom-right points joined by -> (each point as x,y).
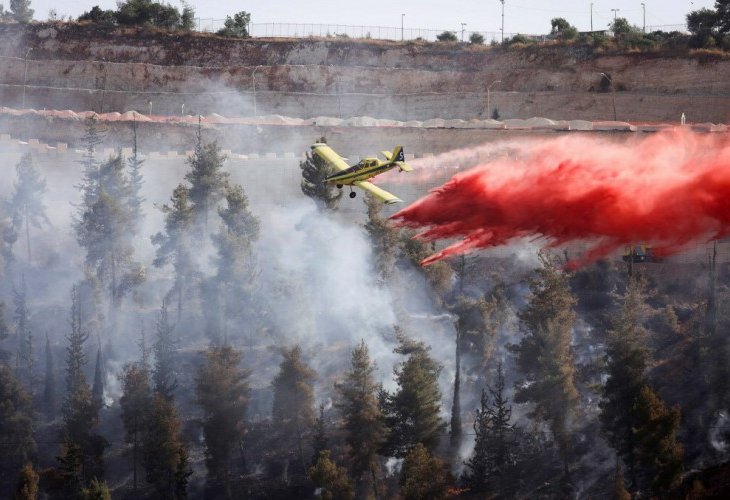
392,129 -> 730,268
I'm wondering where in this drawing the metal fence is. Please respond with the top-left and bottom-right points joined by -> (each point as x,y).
194,19 -> 522,42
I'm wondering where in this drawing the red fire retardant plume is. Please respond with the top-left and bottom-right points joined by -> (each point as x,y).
391,129 -> 730,268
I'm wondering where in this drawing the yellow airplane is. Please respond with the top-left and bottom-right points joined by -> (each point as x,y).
311,143 -> 412,204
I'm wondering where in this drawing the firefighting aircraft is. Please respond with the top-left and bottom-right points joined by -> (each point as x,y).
311,143 -> 412,204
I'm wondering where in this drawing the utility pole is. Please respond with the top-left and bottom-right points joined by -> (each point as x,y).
590,3 -> 593,31
461,23 -> 467,42
401,13 -> 405,41
641,3 -> 646,32
611,8 -> 620,21
500,0 -> 505,43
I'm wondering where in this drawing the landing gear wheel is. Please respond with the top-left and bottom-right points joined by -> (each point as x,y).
336,184 -> 343,189
349,191 -> 357,199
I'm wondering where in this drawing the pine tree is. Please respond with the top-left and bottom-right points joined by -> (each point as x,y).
510,253 -> 578,475
80,478 -> 111,500
152,184 -> 196,321
312,403 -> 328,465
43,333 -> 56,418
13,463 -> 39,500
127,118 -> 145,227
381,334 -> 445,457
399,443 -> 451,500
9,153 -> 49,264
364,194 -> 400,284
309,451 -> 355,500
119,361 -> 152,492
9,0 -> 33,23
75,153 -> 144,311
633,386 -> 683,494
153,302 -> 178,400
299,137 -> 342,210
211,183 -> 261,344
600,279 -> 650,488
77,117 -> 104,211
56,441 -> 83,498
13,276 -> 33,392
0,366 -> 36,492
185,126 -> 230,230
195,345 -> 250,495
335,340 -> 386,493
272,345 -> 316,475
142,393 -> 190,499
61,285 -> 107,484
465,362 -> 516,494
92,345 -> 104,409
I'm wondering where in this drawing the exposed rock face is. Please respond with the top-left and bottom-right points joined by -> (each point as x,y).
0,23 -> 728,123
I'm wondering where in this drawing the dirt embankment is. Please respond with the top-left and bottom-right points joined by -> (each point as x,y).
0,23 -> 728,123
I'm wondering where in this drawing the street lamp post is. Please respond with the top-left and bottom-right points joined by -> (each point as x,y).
461,23 -> 467,42
252,65 -> 262,116
22,48 -> 32,109
499,0 -> 505,43
401,14 -> 405,41
600,72 -> 617,121
641,3 -> 646,33
611,8 -> 620,21
487,80 -> 502,118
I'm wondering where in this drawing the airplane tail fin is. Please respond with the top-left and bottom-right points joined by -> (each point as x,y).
392,145 -> 412,172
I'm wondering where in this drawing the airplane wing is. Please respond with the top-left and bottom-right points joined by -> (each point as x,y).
354,181 -> 403,205
311,144 -> 350,172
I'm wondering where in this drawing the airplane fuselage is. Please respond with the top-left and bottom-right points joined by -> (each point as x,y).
325,158 -> 398,185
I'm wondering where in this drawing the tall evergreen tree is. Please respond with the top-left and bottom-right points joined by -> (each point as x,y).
599,278 -> 684,494
309,451 -> 355,500
92,345 -> 104,410
185,126 -> 230,230
272,345 -> 316,475
127,118 -> 145,227
0,366 -> 36,492
465,361 -> 516,494
152,185 -> 196,321
311,403 -> 328,464
13,462 -> 39,500
364,194 -> 400,284
13,275 -> 33,392
381,334 -> 445,457
335,340 -> 386,494
75,154 -> 144,312
195,345 -> 250,495
600,279 -> 650,487
43,333 -> 56,418
119,361 -> 152,492
299,137 -> 342,210
510,253 -> 578,475
633,386 -> 684,494
153,302 -> 178,400
211,183 -> 261,344
9,153 -> 49,264
61,285 -> 107,484
399,443 -> 451,500
142,393 -> 190,499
